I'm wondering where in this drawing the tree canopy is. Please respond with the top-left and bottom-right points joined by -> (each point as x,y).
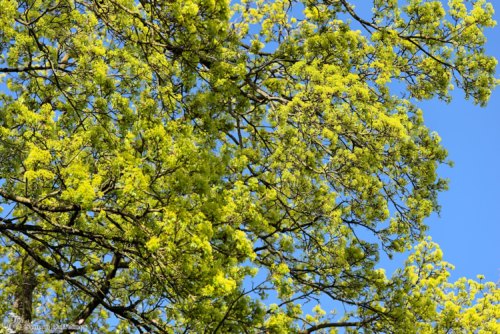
0,0 -> 499,333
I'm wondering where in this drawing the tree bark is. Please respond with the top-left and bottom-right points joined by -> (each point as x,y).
12,253 -> 37,334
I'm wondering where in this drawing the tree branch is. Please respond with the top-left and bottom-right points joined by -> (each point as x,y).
300,316 -> 379,333
73,254 -> 122,325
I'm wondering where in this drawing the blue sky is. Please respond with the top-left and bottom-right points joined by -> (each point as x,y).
415,8 -> 500,282
420,32 -> 500,283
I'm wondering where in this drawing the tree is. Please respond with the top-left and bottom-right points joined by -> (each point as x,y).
0,0 -> 498,332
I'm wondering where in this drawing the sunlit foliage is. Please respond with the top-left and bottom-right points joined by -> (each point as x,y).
0,0 -> 498,332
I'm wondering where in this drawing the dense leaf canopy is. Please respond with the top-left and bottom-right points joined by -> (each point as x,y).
0,0 -> 498,333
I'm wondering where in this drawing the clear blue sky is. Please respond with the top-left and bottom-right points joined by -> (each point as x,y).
395,5 -> 500,283
420,22 -> 500,283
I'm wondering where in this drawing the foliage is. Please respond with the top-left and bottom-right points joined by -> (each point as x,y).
0,0 -> 498,332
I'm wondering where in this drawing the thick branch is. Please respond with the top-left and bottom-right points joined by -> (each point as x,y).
0,189 -> 161,218
0,64 -> 72,73
74,254 -> 122,324
300,316 -> 379,333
